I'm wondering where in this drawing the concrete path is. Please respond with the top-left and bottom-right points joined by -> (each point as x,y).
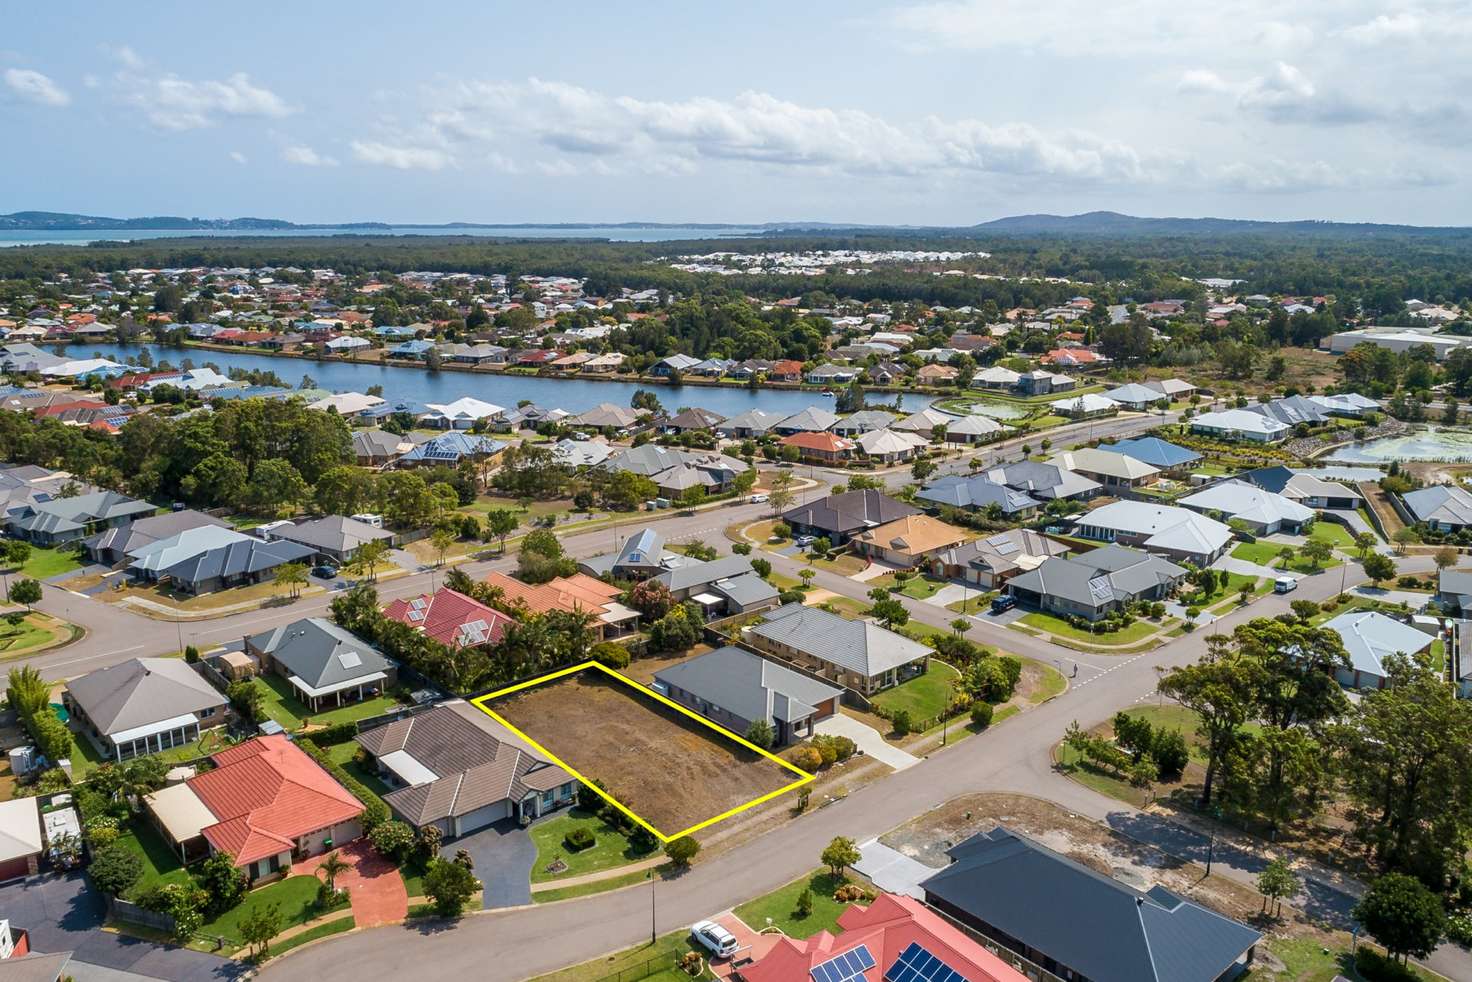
1348,585 -> 1431,610
852,839 -> 935,899
814,713 -> 919,772
1209,554 -> 1281,579
849,561 -> 898,583
922,583 -> 971,609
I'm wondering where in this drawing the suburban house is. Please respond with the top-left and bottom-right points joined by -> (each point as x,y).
1248,394 -> 1329,428
601,445 -> 748,496
779,430 -> 858,464
782,490 -> 920,546
383,588 -> 518,649
984,461 -> 1101,501
144,735 -> 363,878
1322,610 -> 1433,690
653,645 -> 842,746
917,475 -> 1041,518
922,827 -> 1261,982
715,409 -> 786,439
568,403 -> 641,430
1190,408 -> 1290,444
892,407 -> 954,439
1103,382 -> 1168,410
245,618 -> 397,713
483,571 -> 640,639
651,353 -> 702,377
662,407 -> 726,433
1179,481 -> 1314,535
64,657 -> 230,761
352,429 -> 416,467
265,515 -> 395,564
1101,436 -> 1202,473
927,529 -> 1070,589
1438,568 -> 1472,617
944,414 -> 1010,444
851,514 -> 970,567
1073,501 -> 1233,565
916,363 -> 958,385
855,428 -> 928,463
1004,545 -> 1186,622
399,433 -> 506,468
651,554 -> 778,617
126,526 -> 316,595
1309,392 -> 1382,417
4,491 -> 154,546
357,701 -> 576,836
1144,377 -> 1197,400
0,798 -> 43,881
745,603 -> 930,695
741,892 -> 1027,982
421,397 -> 506,429
551,438 -> 614,468
83,509 -> 226,566
773,406 -> 840,435
578,527 -> 674,579
1049,448 -> 1159,490
1403,485 -> 1472,532
1049,393 -> 1118,419
1016,369 -> 1074,396
1238,466 -> 1363,511
830,410 -> 900,437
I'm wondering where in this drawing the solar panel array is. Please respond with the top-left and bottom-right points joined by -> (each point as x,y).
810,944 -> 876,982
884,942 -> 970,982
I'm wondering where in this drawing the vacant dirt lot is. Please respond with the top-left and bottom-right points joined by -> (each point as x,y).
487,670 -> 799,837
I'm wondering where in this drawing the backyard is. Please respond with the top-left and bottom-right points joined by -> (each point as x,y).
249,672 -> 409,730
528,808 -> 658,883
483,668 -> 803,837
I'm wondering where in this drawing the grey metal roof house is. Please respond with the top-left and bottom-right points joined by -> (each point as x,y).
652,554 -> 779,616
917,475 -> 1041,516
782,489 -> 920,545
922,826 -> 1261,982
5,491 -> 155,545
655,645 -> 842,746
127,525 -> 316,595
927,529 -> 1070,589
772,406 -> 840,435
716,409 -> 786,438
1005,544 -> 1186,622
64,657 -> 230,761
745,603 -> 930,694
829,409 -> 901,436
1439,567 -> 1472,616
358,701 -> 575,837
267,515 -> 394,563
1403,485 -> 1472,532
246,617 -> 397,711
83,508 -> 226,566
984,461 -> 1101,500
662,407 -> 726,433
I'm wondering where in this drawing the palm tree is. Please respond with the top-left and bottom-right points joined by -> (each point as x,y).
316,851 -> 350,895
950,618 -> 970,635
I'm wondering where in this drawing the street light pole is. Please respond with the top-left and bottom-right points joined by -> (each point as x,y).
649,870 -> 656,944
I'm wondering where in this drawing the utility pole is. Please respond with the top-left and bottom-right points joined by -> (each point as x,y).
649,869 -> 656,944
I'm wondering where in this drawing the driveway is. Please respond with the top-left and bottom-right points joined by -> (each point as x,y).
298,841 -> 406,928
814,713 -> 919,772
450,819 -> 536,909
0,872 -> 243,981
1349,585 -> 1430,610
1210,554 -> 1281,579
852,839 -> 935,899
849,561 -> 901,583
922,583 -> 973,609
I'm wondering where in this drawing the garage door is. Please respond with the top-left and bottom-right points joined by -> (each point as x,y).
453,800 -> 510,836
0,855 -> 32,882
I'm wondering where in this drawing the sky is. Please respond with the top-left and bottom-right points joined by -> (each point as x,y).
3,1 -> 1470,226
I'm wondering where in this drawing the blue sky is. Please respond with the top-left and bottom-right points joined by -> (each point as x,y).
3,1 -> 1470,225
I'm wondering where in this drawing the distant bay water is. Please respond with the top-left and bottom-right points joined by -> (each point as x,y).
0,226 -> 766,247
65,342 -> 935,418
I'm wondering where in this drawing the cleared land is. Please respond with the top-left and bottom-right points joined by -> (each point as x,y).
484,670 -> 800,837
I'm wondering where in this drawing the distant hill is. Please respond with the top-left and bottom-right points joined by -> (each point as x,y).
970,210 -> 1472,238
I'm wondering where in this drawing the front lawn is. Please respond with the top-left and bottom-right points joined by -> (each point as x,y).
1307,521 -> 1354,549
870,661 -> 959,722
528,930 -> 705,982
733,870 -> 850,938
204,875 -> 321,945
116,821 -> 192,900
870,572 -> 946,600
6,545 -> 81,580
0,612 -> 74,657
251,672 -> 406,730
1230,541 -> 1285,567
529,809 -> 657,883
1018,611 -> 1161,645
1179,572 -> 1258,608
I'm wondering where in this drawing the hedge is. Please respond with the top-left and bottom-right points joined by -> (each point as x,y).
298,738 -> 390,829
308,720 -> 360,747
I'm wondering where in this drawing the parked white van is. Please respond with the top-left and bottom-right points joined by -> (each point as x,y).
1274,576 -> 1298,594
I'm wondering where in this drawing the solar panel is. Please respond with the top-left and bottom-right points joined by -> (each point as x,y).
407,609 -> 424,622
811,944 -> 876,982
985,532 -> 1013,547
338,651 -> 363,669
884,942 -> 970,982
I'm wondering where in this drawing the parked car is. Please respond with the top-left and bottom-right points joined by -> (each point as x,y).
749,493 -> 769,504
690,920 -> 739,959
794,535 -> 815,547
1273,576 -> 1298,594
990,593 -> 1017,614
311,564 -> 340,579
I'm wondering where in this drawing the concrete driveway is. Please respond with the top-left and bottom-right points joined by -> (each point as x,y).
450,819 -> 536,909
852,839 -> 936,899
814,713 -> 919,772
0,872 -> 242,981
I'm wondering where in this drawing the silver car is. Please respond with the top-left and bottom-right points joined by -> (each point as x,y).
690,920 -> 739,959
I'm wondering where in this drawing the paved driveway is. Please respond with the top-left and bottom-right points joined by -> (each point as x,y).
298,842 -> 406,928
852,839 -> 935,899
814,713 -> 919,772
450,819 -> 536,909
0,873 -> 243,981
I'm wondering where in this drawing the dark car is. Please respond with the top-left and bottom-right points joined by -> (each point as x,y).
310,564 -> 339,579
989,593 -> 1017,615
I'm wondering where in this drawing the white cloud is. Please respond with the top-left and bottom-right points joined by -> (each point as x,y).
1342,12 -> 1425,44
350,140 -> 450,171
1177,69 -> 1239,95
3,68 -> 69,107
282,144 -> 339,167
107,51 -> 293,130
229,150 -> 247,165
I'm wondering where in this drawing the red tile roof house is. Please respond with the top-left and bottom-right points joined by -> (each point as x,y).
382,588 -> 516,649
767,360 -> 805,382
1040,348 -> 1106,368
779,431 -> 857,465
741,893 -> 1026,982
143,735 -> 364,878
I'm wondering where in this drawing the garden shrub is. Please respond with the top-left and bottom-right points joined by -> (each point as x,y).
564,827 -> 596,852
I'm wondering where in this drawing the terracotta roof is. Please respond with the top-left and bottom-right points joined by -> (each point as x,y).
484,571 -> 615,617
779,431 -> 857,454
188,735 -> 363,866
852,514 -> 969,558
383,588 -> 516,648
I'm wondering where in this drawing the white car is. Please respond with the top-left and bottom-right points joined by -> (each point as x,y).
749,493 -> 769,504
690,920 -> 739,959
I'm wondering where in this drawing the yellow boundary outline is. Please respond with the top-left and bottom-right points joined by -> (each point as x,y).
469,660 -> 814,842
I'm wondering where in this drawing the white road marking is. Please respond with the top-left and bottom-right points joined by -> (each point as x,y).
44,644 -> 144,670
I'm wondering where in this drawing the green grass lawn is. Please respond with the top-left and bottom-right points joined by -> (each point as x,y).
5,545 -> 82,580
1179,572 -> 1258,608
870,573 -> 946,600
1307,521 -> 1355,549
1231,541 -> 1286,566
529,809 -> 657,883
325,740 -> 394,808
1027,660 -> 1068,703
528,930 -> 705,982
893,620 -> 952,647
734,870 -> 850,938
204,875 -> 321,944
116,821 -> 193,900
266,915 -> 355,958
533,865 -> 659,904
944,592 -> 995,615
251,673 -> 405,730
870,660 -> 960,721
1018,611 -> 1161,645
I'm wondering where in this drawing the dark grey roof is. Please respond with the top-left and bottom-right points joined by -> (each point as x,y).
6,491 -> 154,537
144,536 -> 315,586
781,490 -> 919,537
655,645 -> 842,724
985,460 -> 1101,500
247,617 -> 394,690
352,428 -> 408,457
1441,568 -> 1472,599
616,528 -> 666,569
1404,485 -> 1472,527
1007,545 -> 1185,608
717,409 -> 786,434
917,476 -> 1040,513
665,407 -> 726,430
272,515 -> 392,554
710,572 -> 779,608
922,827 -> 1261,982
84,508 -> 225,557
748,603 -> 930,679
654,554 -> 756,592
1245,395 -> 1328,427
930,529 -> 1068,575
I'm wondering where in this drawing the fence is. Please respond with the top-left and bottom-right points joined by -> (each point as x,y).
592,952 -> 704,982
108,897 -> 176,935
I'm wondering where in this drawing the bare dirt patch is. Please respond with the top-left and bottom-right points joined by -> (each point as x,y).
486,670 -> 799,837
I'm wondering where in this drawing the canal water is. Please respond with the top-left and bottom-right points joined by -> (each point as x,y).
1326,425 -> 1472,464
64,343 -> 935,417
